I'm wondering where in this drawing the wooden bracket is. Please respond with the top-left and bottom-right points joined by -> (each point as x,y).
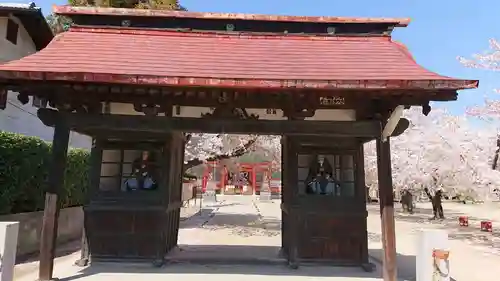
381,105 -> 405,142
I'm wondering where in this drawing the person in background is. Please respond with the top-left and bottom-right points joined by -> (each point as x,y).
424,187 -> 444,219
401,190 -> 414,214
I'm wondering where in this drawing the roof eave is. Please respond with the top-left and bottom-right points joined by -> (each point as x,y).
0,71 -> 479,92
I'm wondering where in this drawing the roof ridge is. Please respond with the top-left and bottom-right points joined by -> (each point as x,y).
54,5 -> 410,27
69,26 -> 393,41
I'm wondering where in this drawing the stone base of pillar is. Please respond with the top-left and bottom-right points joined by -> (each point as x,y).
203,190 -> 217,202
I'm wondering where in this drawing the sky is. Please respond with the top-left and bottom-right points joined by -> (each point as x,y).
14,0 -> 500,115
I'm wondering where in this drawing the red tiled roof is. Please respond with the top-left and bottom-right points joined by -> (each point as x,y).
53,5 -> 411,27
0,26 -> 478,90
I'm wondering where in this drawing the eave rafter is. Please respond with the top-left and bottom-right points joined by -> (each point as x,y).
0,80 -> 459,112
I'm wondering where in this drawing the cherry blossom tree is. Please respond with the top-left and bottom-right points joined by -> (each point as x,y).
458,39 -> 500,118
458,39 -> 500,72
365,107 -> 500,200
458,40 -> 500,169
183,134 -> 280,172
364,42 -> 500,200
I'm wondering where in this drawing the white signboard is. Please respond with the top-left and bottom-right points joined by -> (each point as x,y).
0,222 -> 19,281
416,229 -> 450,281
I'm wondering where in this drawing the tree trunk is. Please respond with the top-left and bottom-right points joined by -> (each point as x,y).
492,135 -> 500,170
183,137 -> 258,173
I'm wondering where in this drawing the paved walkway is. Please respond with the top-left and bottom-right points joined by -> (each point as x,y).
15,196 -> 385,281
16,197 -> 500,281
170,196 -> 281,262
12,203 -> 203,281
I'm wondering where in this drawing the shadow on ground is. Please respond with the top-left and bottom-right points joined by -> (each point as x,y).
179,207 -> 216,228
369,249 -> 456,281
58,245 -> 381,280
209,202 -> 242,208
168,244 -> 282,262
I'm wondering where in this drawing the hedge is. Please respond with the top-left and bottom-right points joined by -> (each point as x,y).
0,131 -> 89,215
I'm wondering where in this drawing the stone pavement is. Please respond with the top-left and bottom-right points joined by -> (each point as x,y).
15,196 -> 386,281
170,196 -> 281,262
17,196 -> 500,281
12,203 -> 203,281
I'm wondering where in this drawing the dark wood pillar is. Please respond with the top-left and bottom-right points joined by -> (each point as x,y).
357,142 -> 371,268
280,136 -> 299,268
38,121 -> 70,281
376,138 -> 397,281
75,139 -> 99,267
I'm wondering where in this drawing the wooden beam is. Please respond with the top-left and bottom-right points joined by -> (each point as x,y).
37,109 -> 382,137
78,129 -> 174,141
376,138 -> 397,281
38,121 -> 70,281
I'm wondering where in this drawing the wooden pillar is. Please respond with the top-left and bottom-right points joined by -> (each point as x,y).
376,138 -> 397,281
283,136 -> 299,269
357,143 -> 370,265
75,138 -> 99,267
38,121 -> 70,281
252,165 -> 257,193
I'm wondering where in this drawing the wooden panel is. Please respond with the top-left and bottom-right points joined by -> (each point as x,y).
86,209 -> 166,260
87,210 -> 134,234
299,213 -> 366,262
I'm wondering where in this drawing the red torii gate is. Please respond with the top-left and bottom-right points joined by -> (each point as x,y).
201,161 -> 272,194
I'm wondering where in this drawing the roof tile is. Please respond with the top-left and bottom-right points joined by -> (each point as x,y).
0,27 -> 478,90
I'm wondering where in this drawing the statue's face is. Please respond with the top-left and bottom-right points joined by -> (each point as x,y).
318,155 -> 325,166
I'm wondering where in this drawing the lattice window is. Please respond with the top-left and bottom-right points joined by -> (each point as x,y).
99,149 -> 161,192
298,154 -> 355,197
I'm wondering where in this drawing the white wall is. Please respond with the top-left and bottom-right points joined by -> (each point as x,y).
0,14 -> 91,149
0,15 -> 36,62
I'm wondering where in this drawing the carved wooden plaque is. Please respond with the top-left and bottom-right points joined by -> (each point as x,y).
319,96 -> 345,106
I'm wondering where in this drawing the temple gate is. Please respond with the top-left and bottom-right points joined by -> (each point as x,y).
0,5 -> 477,281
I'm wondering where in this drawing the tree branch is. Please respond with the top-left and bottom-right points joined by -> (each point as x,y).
183,137 -> 258,171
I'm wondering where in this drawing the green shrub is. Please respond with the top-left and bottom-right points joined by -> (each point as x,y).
0,131 -> 89,215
